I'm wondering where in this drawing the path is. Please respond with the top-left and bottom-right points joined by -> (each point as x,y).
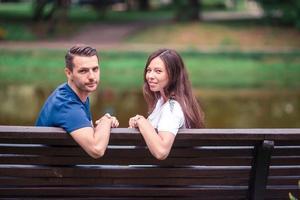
69,22 -> 144,44
0,21 -> 162,51
1,4 -> 289,52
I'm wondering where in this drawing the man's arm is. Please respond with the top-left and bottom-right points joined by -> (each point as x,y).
70,115 -> 118,159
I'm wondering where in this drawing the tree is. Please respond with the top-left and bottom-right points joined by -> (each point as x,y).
259,0 -> 300,29
32,0 -> 70,22
32,0 -> 71,35
126,0 -> 149,11
173,0 -> 202,21
138,0 -> 150,11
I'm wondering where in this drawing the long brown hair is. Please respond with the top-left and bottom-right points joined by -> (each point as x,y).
143,49 -> 205,128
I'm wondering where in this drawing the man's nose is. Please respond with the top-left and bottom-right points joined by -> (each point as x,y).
88,70 -> 96,79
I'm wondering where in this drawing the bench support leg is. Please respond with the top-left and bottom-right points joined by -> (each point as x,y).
249,140 -> 274,200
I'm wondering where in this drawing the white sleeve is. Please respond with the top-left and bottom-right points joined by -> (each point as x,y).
157,100 -> 184,135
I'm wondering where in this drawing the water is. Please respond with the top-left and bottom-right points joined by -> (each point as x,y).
0,85 -> 299,128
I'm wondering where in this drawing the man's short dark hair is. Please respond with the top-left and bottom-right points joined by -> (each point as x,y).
65,44 -> 99,71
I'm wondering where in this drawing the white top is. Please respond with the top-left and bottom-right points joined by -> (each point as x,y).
148,97 -> 185,135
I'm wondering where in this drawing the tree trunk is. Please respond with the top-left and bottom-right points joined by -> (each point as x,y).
188,0 -> 201,21
173,0 -> 201,21
138,0 -> 150,11
32,0 -> 48,21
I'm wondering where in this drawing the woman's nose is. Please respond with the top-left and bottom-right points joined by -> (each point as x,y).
148,71 -> 155,79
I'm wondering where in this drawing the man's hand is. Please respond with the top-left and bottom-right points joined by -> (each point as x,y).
96,113 -> 119,128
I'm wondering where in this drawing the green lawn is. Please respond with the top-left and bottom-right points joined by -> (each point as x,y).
1,49 -> 299,90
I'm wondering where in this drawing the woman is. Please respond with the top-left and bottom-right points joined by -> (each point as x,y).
129,48 -> 205,160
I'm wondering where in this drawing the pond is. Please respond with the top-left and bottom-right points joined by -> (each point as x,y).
0,85 -> 299,128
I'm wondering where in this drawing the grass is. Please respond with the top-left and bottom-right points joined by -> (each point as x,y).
0,49 -> 299,90
125,22 -> 300,50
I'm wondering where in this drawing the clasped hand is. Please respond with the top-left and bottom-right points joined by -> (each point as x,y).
95,113 -> 119,128
128,114 -> 144,128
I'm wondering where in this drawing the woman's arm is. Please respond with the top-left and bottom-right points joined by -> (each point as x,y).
130,115 -> 175,160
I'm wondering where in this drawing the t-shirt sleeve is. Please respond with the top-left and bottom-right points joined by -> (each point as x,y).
54,101 -> 92,133
157,101 -> 184,135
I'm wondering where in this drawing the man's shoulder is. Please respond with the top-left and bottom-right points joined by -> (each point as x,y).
56,83 -> 72,97
52,83 -> 78,103
36,83 -> 90,130
41,83 -> 79,112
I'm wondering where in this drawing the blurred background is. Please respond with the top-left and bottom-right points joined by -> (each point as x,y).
0,0 -> 299,128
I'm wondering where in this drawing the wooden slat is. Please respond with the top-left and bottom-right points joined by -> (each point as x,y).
0,198 -> 247,200
0,138 -> 259,147
272,146 -> 300,156
0,146 -> 254,157
0,145 -> 86,156
265,186 -> 300,199
271,141 -> 300,145
0,176 -> 250,186
268,176 -> 300,185
271,157 -> 300,165
1,126 -> 300,141
0,155 -> 253,166
0,138 -> 76,146
269,167 -> 300,176
0,198 -> 246,200
0,166 -> 251,178
0,187 -> 248,197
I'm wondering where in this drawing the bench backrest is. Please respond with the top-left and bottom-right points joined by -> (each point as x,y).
0,126 -> 300,199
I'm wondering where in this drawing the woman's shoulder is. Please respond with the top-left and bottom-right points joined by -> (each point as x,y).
162,99 -> 183,114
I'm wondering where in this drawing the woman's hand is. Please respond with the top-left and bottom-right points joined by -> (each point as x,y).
128,114 -> 144,128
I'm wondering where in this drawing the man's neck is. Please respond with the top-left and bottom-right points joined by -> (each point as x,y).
67,81 -> 88,103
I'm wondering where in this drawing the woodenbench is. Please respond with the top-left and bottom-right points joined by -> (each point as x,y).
0,126 -> 300,199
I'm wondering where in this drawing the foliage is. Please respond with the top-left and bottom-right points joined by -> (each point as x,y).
0,23 -> 35,40
259,0 -> 300,29
0,26 -> 6,39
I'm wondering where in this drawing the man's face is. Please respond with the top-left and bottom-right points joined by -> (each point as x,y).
66,55 -> 100,95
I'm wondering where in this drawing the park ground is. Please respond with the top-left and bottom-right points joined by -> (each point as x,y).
1,3 -> 300,52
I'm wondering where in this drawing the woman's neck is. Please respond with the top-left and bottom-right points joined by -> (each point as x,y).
159,91 -> 168,103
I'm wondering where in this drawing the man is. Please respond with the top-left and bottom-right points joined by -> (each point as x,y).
36,44 -> 119,158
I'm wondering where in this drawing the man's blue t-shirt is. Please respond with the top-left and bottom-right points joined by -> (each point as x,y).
36,83 -> 92,133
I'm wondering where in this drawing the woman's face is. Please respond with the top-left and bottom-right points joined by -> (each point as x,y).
145,57 -> 169,94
